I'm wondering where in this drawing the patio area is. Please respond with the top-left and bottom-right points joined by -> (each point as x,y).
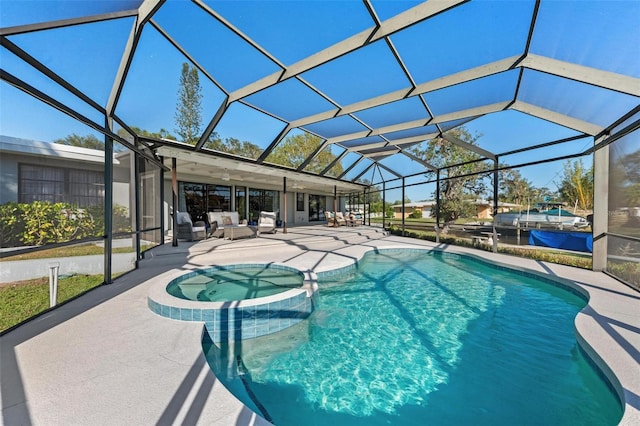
1,225 -> 639,426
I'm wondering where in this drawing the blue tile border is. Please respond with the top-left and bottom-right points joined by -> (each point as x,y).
149,289 -> 313,342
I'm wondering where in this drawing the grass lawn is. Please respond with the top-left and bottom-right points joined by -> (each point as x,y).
0,240 -> 156,332
0,274 -> 104,332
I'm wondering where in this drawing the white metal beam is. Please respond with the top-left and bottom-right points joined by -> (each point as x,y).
323,102 -> 507,146
521,53 -> 640,97
411,55 -> 520,96
345,141 -> 388,151
369,0 -> 468,42
0,9 -> 138,36
511,100 -> 604,135
429,102 -> 510,125
440,133 -> 496,160
326,131 -> 372,145
289,57 -> 519,130
361,149 -> 399,158
401,150 -> 438,171
386,133 -> 438,146
592,135 -> 609,271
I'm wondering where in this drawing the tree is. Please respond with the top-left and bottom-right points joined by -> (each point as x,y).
207,133 -> 262,159
499,168 -> 535,207
54,134 -> 105,150
175,62 -> 202,144
408,127 -> 489,231
266,133 -> 344,175
556,159 -> 593,211
54,133 -> 128,153
117,126 -> 177,143
356,179 -> 384,213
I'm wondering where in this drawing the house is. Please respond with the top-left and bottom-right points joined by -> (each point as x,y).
391,199 -> 521,219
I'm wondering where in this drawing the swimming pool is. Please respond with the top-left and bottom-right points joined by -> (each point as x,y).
166,264 -> 304,302
203,249 -> 622,425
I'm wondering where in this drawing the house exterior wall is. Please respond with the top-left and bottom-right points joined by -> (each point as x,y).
477,205 -> 492,219
0,153 -> 19,204
0,148 -> 105,204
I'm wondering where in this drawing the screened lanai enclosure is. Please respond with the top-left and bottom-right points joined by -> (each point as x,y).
0,0 -> 639,325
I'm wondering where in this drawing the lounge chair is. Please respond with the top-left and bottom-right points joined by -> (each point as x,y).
175,212 -> 207,241
258,211 -> 277,234
335,211 -> 347,226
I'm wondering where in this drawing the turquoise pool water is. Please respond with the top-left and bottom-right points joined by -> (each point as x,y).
166,265 -> 303,302
203,250 -> 622,425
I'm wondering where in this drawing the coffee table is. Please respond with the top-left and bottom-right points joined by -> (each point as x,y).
224,225 -> 258,240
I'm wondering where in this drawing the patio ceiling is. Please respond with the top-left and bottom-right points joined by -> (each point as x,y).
1,0 -> 638,187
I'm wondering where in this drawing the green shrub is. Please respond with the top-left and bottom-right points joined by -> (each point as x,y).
408,210 -> 423,219
20,201 -> 96,245
0,202 -> 25,247
607,261 -> 640,289
0,201 -> 131,248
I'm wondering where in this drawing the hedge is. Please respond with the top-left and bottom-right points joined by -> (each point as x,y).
0,201 -> 130,248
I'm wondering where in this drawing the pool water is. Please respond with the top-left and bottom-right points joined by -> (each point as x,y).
166,265 -> 303,302
203,250 -> 622,425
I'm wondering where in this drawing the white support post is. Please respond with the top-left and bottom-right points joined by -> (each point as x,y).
592,141 -> 609,271
48,262 -> 60,308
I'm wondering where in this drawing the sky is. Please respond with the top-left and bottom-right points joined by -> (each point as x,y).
1,0 -> 637,202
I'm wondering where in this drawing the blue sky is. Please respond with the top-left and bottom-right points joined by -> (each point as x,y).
1,0 -> 637,202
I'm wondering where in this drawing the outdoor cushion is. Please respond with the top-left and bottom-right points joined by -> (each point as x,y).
222,216 -> 233,226
176,212 -> 192,225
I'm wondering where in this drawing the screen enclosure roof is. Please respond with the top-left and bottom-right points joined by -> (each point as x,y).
1,0 -> 639,192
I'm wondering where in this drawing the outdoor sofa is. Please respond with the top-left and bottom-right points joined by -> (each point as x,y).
207,211 -> 252,239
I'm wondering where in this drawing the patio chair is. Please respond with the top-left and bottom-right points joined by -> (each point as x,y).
258,211 -> 277,234
348,212 -> 363,226
325,211 -> 336,226
335,211 -> 347,226
176,212 -> 207,241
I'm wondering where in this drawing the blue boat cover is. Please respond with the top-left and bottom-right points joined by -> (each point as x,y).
528,230 -> 593,253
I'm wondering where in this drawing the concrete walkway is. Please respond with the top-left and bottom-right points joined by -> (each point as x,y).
1,226 -> 639,425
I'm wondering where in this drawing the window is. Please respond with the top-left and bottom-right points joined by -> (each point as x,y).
19,164 -> 104,207
296,193 -> 305,211
236,187 -> 247,221
179,182 -> 231,219
249,188 -> 279,222
308,194 -> 326,221
207,185 -> 231,211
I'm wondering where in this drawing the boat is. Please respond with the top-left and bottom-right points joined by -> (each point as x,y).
494,209 -> 589,229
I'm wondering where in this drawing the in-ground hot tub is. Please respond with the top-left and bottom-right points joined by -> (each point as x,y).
167,264 -> 304,302
148,263 -> 317,342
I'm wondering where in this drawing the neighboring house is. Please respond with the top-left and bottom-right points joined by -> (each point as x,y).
391,199 -> 521,219
475,200 -> 521,219
0,135 -> 127,207
391,201 -> 437,219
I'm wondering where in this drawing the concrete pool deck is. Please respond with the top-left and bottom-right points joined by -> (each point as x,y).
1,225 -> 639,425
